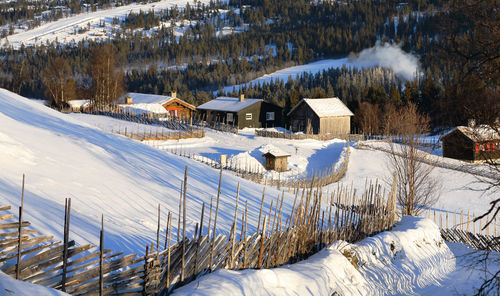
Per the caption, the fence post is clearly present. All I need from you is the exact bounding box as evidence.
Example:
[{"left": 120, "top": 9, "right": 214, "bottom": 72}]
[
  {"left": 62, "top": 198, "right": 71, "bottom": 292},
  {"left": 257, "top": 216, "right": 267, "bottom": 269},
  {"left": 99, "top": 215, "right": 104, "bottom": 296},
  {"left": 16, "top": 174, "right": 25, "bottom": 280}
]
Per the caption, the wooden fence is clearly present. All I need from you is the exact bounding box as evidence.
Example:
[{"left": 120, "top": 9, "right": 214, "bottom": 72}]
[
  {"left": 111, "top": 126, "right": 205, "bottom": 141},
  {"left": 426, "top": 207, "right": 499, "bottom": 252},
  {"left": 84, "top": 106, "right": 239, "bottom": 134},
  {"left": 150, "top": 143, "right": 351, "bottom": 189},
  {"left": 1, "top": 170, "right": 398, "bottom": 295},
  {"left": 255, "top": 129, "right": 364, "bottom": 142},
  {"left": 357, "top": 142, "right": 500, "bottom": 180}
]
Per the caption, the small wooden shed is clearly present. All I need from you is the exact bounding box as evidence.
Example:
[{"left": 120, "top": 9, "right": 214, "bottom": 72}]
[
  {"left": 441, "top": 124, "right": 500, "bottom": 161},
  {"left": 262, "top": 150, "right": 291, "bottom": 172}
]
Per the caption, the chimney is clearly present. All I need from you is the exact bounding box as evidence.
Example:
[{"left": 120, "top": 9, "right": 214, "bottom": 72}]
[
  {"left": 171, "top": 91, "right": 177, "bottom": 99},
  {"left": 239, "top": 94, "right": 245, "bottom": 102},
  {"left": 468, "top": 119, "right": 476, "bottom": 128}
]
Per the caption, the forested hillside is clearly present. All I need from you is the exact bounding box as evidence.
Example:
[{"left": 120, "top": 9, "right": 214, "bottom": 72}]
[{"left": 0, "top": 0, "right": 497, "bottom": 128}]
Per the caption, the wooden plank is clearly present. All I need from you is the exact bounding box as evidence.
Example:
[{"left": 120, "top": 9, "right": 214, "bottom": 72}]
[
  {"left": 20, "top": 243, "right": 95, "bottom": 280},
  {"left": 0, "top": 235, "right": 55, "bottom": 258},
  {"left": 3, "top": 240, "right": 68, "bottom": 273},
  {"left": 0, "top": 221, "right": 30, "bottom": 229},
  {"left": 0, "top": 230, "right": 38, "bottom": 238},
  {"left": 0, "top": 206, "right": 11, "bottom": 211},
  {"left": 0, "top": 214, "right": 14, "bottom": 220}
]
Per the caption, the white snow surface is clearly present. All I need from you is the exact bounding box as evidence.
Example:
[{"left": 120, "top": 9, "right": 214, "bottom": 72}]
[
  {"left": 197, "top": 97, "right": 261, "bottom": 112},
  {"left": 173, "top": 216, "right": 490, "bottom": 295},
  {"left": 0, "top": 88, "right": 298, "bottom": 254},
  {"left": 0, "top": 271, "right": 69, "bottom": 295},
  {"left": 119, "top": 92, "right": 177, "bottom": 105},
  {"left": 289, "top": 98, "right": 354, "bottom": 117},
  {"left": 1, "top": 0, "right": 215, "bottom": 48},
  {"left": 222, "top": 43, "right": 418, "bottom": 94}
]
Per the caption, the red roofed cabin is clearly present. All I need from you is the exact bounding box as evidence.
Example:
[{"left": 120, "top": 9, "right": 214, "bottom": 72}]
[
  {"left": 288, "top": 98, "right": 354, "bottom": 134},
  {"left": 119, "top": 92, "right": 196, "bottom": 119},
  {"left": 262, "top": 149, "right": 291, "bottom": 172},
  {"left": 441, "top": 124, "right": 500, "bottom": 162}
]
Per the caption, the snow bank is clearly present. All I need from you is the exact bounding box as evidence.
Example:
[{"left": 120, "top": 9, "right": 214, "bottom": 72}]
[
  {"left": 0, "top": 271, "right": 68, "bottom": 295},
  {"left": 173, "top": 216, "right": 454, "bottom": 296}
]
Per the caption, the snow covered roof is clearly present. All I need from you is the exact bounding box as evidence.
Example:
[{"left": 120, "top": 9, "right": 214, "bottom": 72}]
[
  {"left": 197, "top": 97, "right": 262, "bottom": 112},
  {"left": 287, "top": 98, "right": 354, "bottom": 117},
  {"left": 261, "top": 148, "right": 291, "bottom": 158},
  {"left": 120, "top": 92, "right": 174, "bottom": 105},
  {"left": 442, "top": 125, "right": 500, "bottom": 142},
  {"left": 68, "top": 100, "right": 90, "bottom": 108}
]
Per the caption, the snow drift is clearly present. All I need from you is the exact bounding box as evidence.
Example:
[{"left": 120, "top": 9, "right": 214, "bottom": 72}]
[{"left": 173, "top": 216, "right": 454, "bottom": 296}]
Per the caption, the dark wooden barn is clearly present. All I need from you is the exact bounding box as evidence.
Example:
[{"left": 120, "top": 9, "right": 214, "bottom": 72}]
[
  {"left": 287, "top": 98, "right": 353, "bottom": 134},
  {"left": 197, "top": 95, "right": 283, "bottom": 129},
  {"left": 119, "top": 92, "right": 196, "bottom": 119},
  {"left": 262, "top": 150, "right": 291, "bottom": 172},
  {"left": 441, "top": 125, "right": 500, "bottom": 161}
]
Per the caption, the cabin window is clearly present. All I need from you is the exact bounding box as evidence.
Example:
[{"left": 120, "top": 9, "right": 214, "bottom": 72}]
[
  {"left": 246, "top": 113, "right": 252, "bottom": 120},
  {"left": 266, "top": 112, "right": 275, "bottom": 121},
  {"left": 227, "top": 113, "right": 233, "bottom": 123}
]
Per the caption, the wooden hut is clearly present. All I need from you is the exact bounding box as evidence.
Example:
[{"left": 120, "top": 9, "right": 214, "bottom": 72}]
[
  {"left": 288, "top": 98, "right": 353, "bottom": 134},
  {"left": 262, "top": 149, "right": 291, "bottom": 172},
  {"left": 119, "top": 92, "right": 196, "bottom": 119},
  {"left": 197, "top": 94, "right": 283, "bottom": 129},
  {"left": 441, "top": 124, "right": 500, "bottom": 161}
]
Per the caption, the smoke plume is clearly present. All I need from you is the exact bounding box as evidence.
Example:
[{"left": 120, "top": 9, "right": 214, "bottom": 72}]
[{"left": 348, "top": 42, "right": 419, "bottom": 80}]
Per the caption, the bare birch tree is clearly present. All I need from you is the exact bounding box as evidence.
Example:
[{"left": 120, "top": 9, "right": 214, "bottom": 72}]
[
  {"left": 89, "top": 45, "right": 124, "bottom": 106},
  {"left": 42, "top": 57, "right": 76, "bottom": 108},
  {"left": 385, "top": 103, "right": 441, "bottom": 216}
]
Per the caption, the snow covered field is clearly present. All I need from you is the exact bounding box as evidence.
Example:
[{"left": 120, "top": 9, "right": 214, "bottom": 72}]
[
  {"left": 71, "top": 112, "right": 498, "bottom": 230},
  {"left": 173, "top": 216, "right": 499, "bottom": 295},
  {"left": 1, "top": 0, "right": 216, "bottom": 48},
  {"left": 0, "top": 87, "right": 496, "bottom": 255},
  {"left": 0, "top": 89, "right": 299, "bottom": 254},
  {"left": 222, "top": 43, "right": 419, "bottom": 93}
]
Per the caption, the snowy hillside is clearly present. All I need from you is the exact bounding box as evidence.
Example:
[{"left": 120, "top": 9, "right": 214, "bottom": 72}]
[
  {"left": 173, "top": 216, "right": 499, "bottom": 295},
  {"left": 1, "top": 0, "right": 215, "bottom": 48},
  {"left": 222, "top": 43, "right": 419, "bottom": 94},
  {"left": 0, "top": 88, "right": 297, "bottom": 254}
]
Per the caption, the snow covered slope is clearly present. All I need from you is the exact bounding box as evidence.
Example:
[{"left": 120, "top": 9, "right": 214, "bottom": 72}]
[
  {"left": 0, "top": 271, "right": 69, "bottom": 296},
  {"left": 0, "top": 88, "right": 296, "bottom": 254},
  {"left": 1, "top": 0, "right": 214, "bottom": 48},
  {"left": 173, "top": 216, "right": 494, "bottom": 296}
]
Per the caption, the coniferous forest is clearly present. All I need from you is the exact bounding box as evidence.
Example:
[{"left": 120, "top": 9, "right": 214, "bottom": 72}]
[{"left": 0, "top": 0, "right": 498, "bottom": 129}]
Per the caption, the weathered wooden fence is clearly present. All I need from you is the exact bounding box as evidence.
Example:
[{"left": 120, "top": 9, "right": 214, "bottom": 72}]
[
  {"left": 426, "top": 207, "right": 500, "bottom": 252},
  {"left": 255, "top": 129, "right": 364, "bottom": 142},
  {"left": 358, "top": 141, "right": 500, "bottom": 180},
  {"left": 150, "top": 143, "right": 350, "bottom": 189},
  {"left": 111, "top": 126, "right": 205, "bottom": 141},
  {"left": 84, "top": 106, "right": 238, "bottom": 134},
  {"left": 1, "top": 171, "right": 398, "bottom": 295}
]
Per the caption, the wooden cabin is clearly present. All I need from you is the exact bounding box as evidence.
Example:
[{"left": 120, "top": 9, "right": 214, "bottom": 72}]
[
  {"left": 288, "top": 98, "right": 353, "bottom": 134},
  {"left": 441, "top": 125, "right": 500, "bottom": 162},
  {"left": 262, "top": 150, "right": 291, "bottom": 172},
  {"left": 119, "top": 92, "right": 196, "bottom": 119},
  {"left": 197, "top": 94, "right": 283, "bottom": 129}
]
